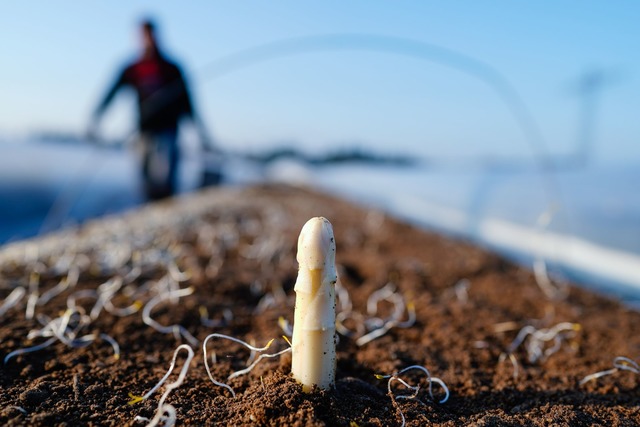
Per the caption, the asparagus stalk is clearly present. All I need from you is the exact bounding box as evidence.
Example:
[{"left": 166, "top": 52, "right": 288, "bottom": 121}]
[{"left": 291, "top": 217, "right": 337, "bottom": 392}]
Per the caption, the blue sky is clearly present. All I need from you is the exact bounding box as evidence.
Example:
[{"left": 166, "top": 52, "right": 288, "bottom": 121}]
[{"left": 1, "top": 1, "right": 638, "bottom": 164}]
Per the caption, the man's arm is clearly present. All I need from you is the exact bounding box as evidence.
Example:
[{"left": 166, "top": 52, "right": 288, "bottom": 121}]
[
  {"left": 87, "top": 67, "right": 129, "bottom": 142},
  {"left": 94, "top": 68, "right": 128, "bottom": 118}
]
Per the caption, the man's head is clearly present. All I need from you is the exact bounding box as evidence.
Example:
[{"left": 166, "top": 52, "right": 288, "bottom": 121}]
[{"left": 140, "top": 18, "right": 159, "bottom": 55}]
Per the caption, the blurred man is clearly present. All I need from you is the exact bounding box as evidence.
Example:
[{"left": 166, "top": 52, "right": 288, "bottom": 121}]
[{"left": 90, "top": 19, "right": 209, "bottom": 200}]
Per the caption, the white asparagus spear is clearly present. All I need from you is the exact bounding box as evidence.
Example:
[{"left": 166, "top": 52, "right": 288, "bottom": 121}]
[{"left": 291, "top": 217, "right": 337, "bottom": 392}]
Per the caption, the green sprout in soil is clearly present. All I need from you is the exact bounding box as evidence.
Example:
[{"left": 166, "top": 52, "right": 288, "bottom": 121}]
[
  {"left": 203, "top": 333, "right": 291, "bottom": 397},
  {"left": 0, "top": 286, "right": 26, "bottom": 317},
  {"left": 336, "top": 281, "right": 415, "bottom": 346},
  {"left": 357, "top": 283, "right": 416, "bottom": 346},
  {"left": 579, "top": 356, "right": 640, "bottom": 386},
  {"left": 4, "top": 307, "right": 120, "bottom": 363},
  {"left": 499, "top": 321, "right": 581, "bottom": 378},
  {"left": 375, "top": 365, "right": 450, "bottom": 427},
  {"left": 25, "top": 271, "right": 40, "bottom": 320},
  {"left": 141, "top": 286, "right": 199, "bottom": 347},
  {"left": 3, "top": 337, "right": 57, "bottom": 364},
  {"left": 37, "top": 266, "right": 79, "bottom": 306},
  {"left": 199, "top": 305, "right": 233, "bottom": 328},
  {"left": 167, "top": 260, "right": 192, "bottom": 283},
  {"left": 278, "top": 316, "right": 293, "bottom": 337},
  {"left": 89, "top": 277, "right": 143, "bottom": 319},
  {"left": 335, "top": 281, "right": 365, "bottom": 338},
  {"left": 130, "top": 344, "right": 194, "bottom": 427},
  {"left": 254, "top": 281, "right": 290, "bottom": 315}
]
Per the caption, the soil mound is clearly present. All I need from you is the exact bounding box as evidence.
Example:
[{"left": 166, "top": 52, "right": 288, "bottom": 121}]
[{"left": 1, "top": 185, "right": 639, "bottom": 426}]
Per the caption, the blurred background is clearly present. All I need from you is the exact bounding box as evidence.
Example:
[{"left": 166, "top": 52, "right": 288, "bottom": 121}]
[{"left": 0, "top": 2, "right": 638, "bottom": 299}]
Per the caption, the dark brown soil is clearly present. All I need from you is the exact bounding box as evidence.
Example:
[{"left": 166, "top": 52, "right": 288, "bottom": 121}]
[{"left": 1, "top": 184, "right": 639, "bottom": 426}]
